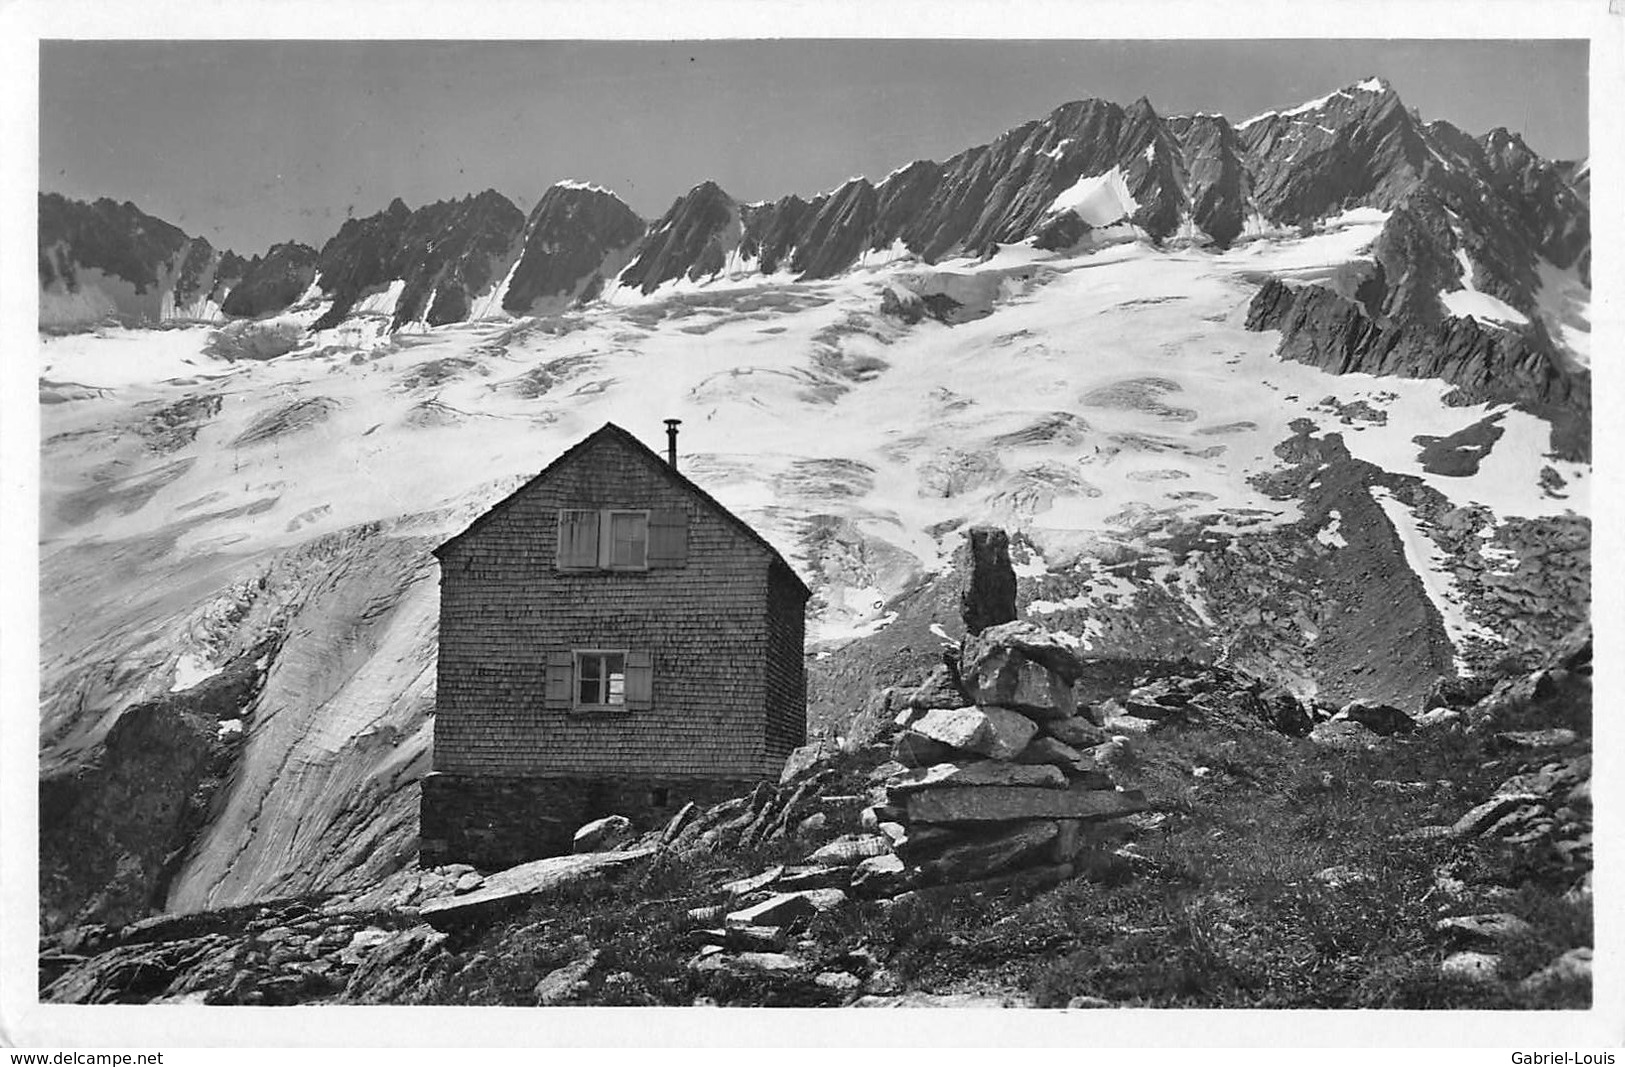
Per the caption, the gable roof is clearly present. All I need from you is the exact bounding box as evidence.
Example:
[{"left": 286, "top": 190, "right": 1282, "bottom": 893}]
[{"left": 433, "top": 422, "right": 811, "bottom": 599}]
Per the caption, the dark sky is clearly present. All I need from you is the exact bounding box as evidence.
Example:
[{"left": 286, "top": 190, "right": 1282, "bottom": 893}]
[{"left": 39, "top": 39, "right": 1590, "bottom": 256}]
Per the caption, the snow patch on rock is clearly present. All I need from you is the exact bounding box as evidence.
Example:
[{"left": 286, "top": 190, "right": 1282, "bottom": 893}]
[
  {"left": 1368, "top": 486, "right": 1500, "bottom": 672},
  {"left": 1047, "top": 167, "right": 1140, "bottom": 226}
]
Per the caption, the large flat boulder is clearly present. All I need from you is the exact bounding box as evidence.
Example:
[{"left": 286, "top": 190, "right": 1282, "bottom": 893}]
[
  {"left": 420, "top": 849, "right": 653, "bottom": 929},
  {"left": 906, "top": 785, "right": 1148, "bottom": 824},
  {"left": 908, "top": 706, "right": 1037, "bottom": 761},
  {"left": 725, "top": 889, "right": 847, "bottom": 929},
  {"left": 886, "top": 760, "right": 1066, "bottom": 792}
]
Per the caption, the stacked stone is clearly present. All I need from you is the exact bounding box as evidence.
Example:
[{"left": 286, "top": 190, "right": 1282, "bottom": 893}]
[{"left": 859, "top": 620, "right": 1147, "bottom": 895}]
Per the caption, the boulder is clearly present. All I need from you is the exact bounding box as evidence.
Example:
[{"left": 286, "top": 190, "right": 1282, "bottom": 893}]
[
  {"left": 866, "top": 760, "right": 909, "bottom": 783},
  {"left": 715, "top": 925, "right": 790, "bottom": 952},
  {"left": 1435, "top": 913, "right": 1534, "bottom": 944},
  {"left": 891, "top": 824, "right": 958, "bottom": 857},
  {"left": 1425, "top": 674, "right": 1497, "bottom": 710},
  {"left": 850, "top": 854, "right": 912, "bottom": 898},
  {"left": 908, "top": 706, "right": 1037, "bottom": 761},
  {"left": 1439, "top": 951, "right": 1500, "bottom": 984},
  {"left": 1015, "top": 736, "right": 1113, "bottom": 786},
  {"left": 1494, "top": 755, "right": 1589, "bottom": 802},
  {"left": 1043, "top": 717, "right": 1110, "bottom": 749},
  {"left": 961, "top": 621, "right": 1087, "bottom": 685},
  {"left": 859, "top": 802, "right": 908, "bottom": 829},
  {"left": 533, "top": 949, "right": 598, "bottom": 1006},
  {"left": 572, "top": 815, "right": 635, "bottom": 854},
  {"left": 659, "top": 801, "right": 699, "bottom": 846},
  {"left": 891, "top": 730, "right": 960, "bottom": 768},
  {"left": 918, "top": 820, "right": 1058, "bottom": 884},
  {"left": 719, "top": 865, "right": 783, "bottom": 896},
  {"left": 780, "top": 741, "right": 836, "bottom": 784},
  {"left": 815, "top": 971, "right": 863, "bottom": 993},
  {"left": 806, "top": 834, "right": 892, "bottom": 866},
  {"left": 420, "top": 849, "right": 653, "bottom": 929},
  {"left": 1337, "top": 701, "right": 1416, "bottom": 736},
  {"left": 1494, "top": 728, "right": 1579, "bottom": 749},
  {"left": 968, "top": 653, "right": 1077, "bottom": 721},
  {"left": 1308, "top": 720, "right": 1379, "bottom": 748},
  {"left": 886, "top": 760, "right": 1067, "bottom": 792},
  {"left": 340, "top": 925, "right": 452, "bottom": 1003},
  {"left": 1519, "top": 947, "right": 1592, "bottom": 993},
  {"left": 1451, "top": 795, "right": 1536, "bottom": 839},
  {"left": 775, "top": 865, "right": 853, "bottom": 892},
  {"left": 1258, "top": 685, "right": 1314, "bottom": 736},
  {"left": 904, "top": 663, "right": 969, "bottom": 710},
  {"left": 1066, "top": 995, "right": 1114, "bottom": 1009},
  {"left": 795, "top": 812, "right": 828, "bottom": 838},
  {"left": 691, "top": 951, "right": 811, "bottom": 976},
  {"left": 959, "top": 526, "right": 1018, "bottom": 634},
  {"left": 725, "top": 889, "right": 846, "bottom": 929},
  {"left": 906, "top": 784, "right": 1148, "bottom": 824}
]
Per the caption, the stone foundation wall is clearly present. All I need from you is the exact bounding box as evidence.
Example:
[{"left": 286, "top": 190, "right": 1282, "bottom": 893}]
[{"left": 420, "top": 772, "right": 764, "bottom": 868}]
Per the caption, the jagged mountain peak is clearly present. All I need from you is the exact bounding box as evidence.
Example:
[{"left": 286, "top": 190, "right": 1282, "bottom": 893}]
[
  {"left": 500, "top": 180, "right": 645, "bottom": 316},
  {"left": 548, "top": 178, "right": 621, "bottom": 198},
  {"left": 615, "top": 178, "right": 744, "bottom": 294},
  {"left": 1238, "top": 75, "right": 1401, "bottom": 127}
]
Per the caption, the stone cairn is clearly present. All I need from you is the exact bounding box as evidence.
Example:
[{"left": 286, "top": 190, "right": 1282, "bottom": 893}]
[
  {"left": 853, "top": 616, "right": 1147, "bottom": 898},
  {"left": 808, "top": 526, "right": 1146, "bottom": 900}
]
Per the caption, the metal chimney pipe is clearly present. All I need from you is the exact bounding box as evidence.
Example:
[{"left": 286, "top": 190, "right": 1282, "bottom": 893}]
[{"left": 664, "top": 418, "right": 682, "bottom": 469}]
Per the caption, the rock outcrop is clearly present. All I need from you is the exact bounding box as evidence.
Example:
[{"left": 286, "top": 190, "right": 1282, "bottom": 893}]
[
  {"left": 311, "top": 190, "right": 526, "bottom": 330},
  {"left": 1245, "top": 276, "right": 1585, "bottom": 417},
  {"left": 220, "top": 242, "right": 320, "bottom": 319},
  {"left": 501, "top": 182, "right": 646, "bottom": 315},
  {"left": 38, "top": 193, "right": 245, "bottom": 327},
  {"left": 616, "top": 181, "right": 742, "bottom": 294}
]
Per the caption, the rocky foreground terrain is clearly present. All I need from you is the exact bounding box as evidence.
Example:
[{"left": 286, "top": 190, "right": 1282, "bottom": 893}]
[{"left": 40, "top": 555, "right": 1591, "bottom": 1009}]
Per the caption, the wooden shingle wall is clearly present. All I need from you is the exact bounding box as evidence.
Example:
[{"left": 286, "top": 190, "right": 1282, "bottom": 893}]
[
  {"left": 433, "top": 434, "right": 785, "bottom": 779},
  {"left": 763, "top": 560, "right": 809, "bottom": 760}
]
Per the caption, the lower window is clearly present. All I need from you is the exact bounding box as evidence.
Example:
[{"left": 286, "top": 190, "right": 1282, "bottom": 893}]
[{"left": 576, "top": 651, "right": 627, "bottom": 709}]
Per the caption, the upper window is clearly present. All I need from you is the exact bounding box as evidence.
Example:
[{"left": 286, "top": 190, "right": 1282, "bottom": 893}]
[
  {"left": 607, "top": 511, "right": 648, "bottom": 569},
  {"left": 557, "top": 509, "right": 649, "bottom": 571}
]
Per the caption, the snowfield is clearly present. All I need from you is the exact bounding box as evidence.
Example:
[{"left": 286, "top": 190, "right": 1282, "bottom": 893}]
[{"left": 41, "top": 226, "right": 1587, "bottom": 640}]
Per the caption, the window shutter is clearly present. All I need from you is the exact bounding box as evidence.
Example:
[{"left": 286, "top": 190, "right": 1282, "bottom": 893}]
[
  {"left": 647, "top": 508, "right": 689, "bottom": 568},
  {"left": 625, "top": 650, "right": 653, "bottom": 710},
  {"left": 557, "top": 510, "right": 600, "bottom": 569},
  {"left": 544, "top": 650, "right": 574, "bottom": 709}
]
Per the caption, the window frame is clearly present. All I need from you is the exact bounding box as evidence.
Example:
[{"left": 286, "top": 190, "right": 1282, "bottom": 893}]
[
  {"left": 602, "top": 508, "right": 651, "bottom": 571},
  {"left": 555, "top": 508, "right": 651, "bottom": 572},
  {"left": 573, "top": 648, "right": 630, "bottom": 712}
]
